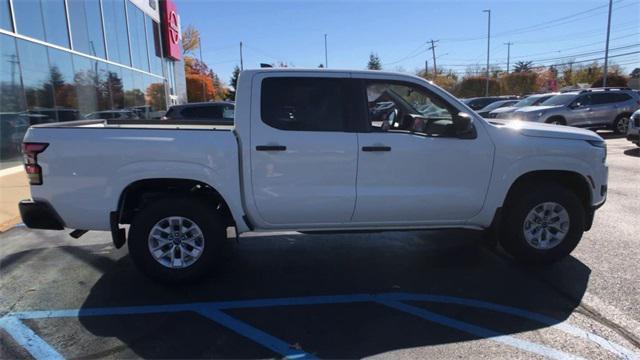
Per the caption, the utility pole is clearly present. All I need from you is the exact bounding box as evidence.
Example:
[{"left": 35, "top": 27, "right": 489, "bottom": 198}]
[
  {"left": 428, "top": 40, "right": 439, "bottom": 78},
  {"left": 425, "top": 60, "right": 429, "bottom": 77},
  {"left": 199, "top": 35, "right": 206, "bottom": 101},
  {"left": 324, "top": 34, "right": 328, "bottom": 68},
  {"left": 603, "top": 0, "right": 613, "bottom": 87},
  {"left": 504, "top": 41, "right": 513, "bottom": 74},
  {"left": 239, "top": 41, "right": 244, "bottom": 71},
  {"left": 483, "top": 9, "right": 491, "bottom": 96}
]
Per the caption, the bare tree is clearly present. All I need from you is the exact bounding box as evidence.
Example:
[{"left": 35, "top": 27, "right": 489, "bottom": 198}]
[{"left": 182, "top": 25, "right": 200, "bottom": 55}]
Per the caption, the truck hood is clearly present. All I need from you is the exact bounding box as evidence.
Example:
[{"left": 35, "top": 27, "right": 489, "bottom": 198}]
[
  {"left": 489, "top": 119, "right": 602, "bottom": 141},
  {"left": 515, "top": 105, "right": 563, "bottom": 113}
]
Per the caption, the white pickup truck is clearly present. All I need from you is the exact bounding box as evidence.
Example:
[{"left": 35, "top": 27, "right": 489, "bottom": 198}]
[{"left": 19, "top": 69, "right": 608, "bottom": 282}]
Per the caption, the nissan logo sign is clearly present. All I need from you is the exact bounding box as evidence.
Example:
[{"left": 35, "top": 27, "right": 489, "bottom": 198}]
[{"left": 168, "top": 11, "right": 180, "bottom": 45}]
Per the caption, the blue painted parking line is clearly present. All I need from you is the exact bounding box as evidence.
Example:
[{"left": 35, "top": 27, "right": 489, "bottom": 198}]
[
  {"left": 0, "top": 316, "right": 64, "bottom": 360},
  {"left": 198, "top": 308, "right": 316, "bottom": 359},
  {"left": 1, "top": 292, "right": 638, "bottom": 360},
  {"left": 377, "top": 299, "right": 583, "bottom": 360}
]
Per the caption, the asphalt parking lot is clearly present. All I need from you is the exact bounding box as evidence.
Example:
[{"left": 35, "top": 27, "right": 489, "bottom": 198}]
[{"left": 1, "top": 134, "right": 639, "bottom": 359}]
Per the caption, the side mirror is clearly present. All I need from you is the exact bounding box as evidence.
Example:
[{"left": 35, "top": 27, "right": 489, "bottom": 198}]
[
  {"left": 454, "top": 112, "right": 477, "bottom": 139},
  {"left": 570, "top": 102, "right": 582, "bottom": 109}
]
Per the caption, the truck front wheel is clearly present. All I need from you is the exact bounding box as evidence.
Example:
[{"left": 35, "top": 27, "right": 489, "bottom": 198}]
[
  {"left": 500, "top": 184, "right": 585, "bottom": 264},
  {"left": 128, "top": 197, "right": 225, "bottom": 283}
]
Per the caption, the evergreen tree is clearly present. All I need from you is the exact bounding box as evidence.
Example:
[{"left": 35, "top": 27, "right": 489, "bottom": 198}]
[
  {"left": 367, "top": 53, "right": 382, "bottom": 70},
  {"left": 228, "top": 65, "right": 240, "bottom": 101}
]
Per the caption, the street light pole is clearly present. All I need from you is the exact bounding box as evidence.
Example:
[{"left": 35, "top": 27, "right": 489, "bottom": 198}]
[
  {"left": 239, "top": 41, "right": 244, "bottom": 71},
  {"left": 483, "top": 9, "right": 491, "bottom": 96},
  {"left": 324, "top": 34, "right": 328, "bottom": 68},
  {"left": 603, "top": 0, "right": 613, "bottom": 87}
]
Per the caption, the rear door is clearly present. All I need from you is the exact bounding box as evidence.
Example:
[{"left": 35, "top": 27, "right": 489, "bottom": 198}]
[
  {"left": 249, "top": 73, "right": 358, "bottom": 227},
  {"left": 588, "top": 93, "right": 616, "bottom": 125}
]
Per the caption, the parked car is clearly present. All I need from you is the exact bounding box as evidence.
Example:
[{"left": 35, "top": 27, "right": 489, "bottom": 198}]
[
  {"left": 27, "top": 108, "right": 81, "bottom": 123},
  {"left": 491, "top": 93, "right": 558, "bottom": 119},
  {"left": 510, "top": 88, "right": 640, "bottom": 133},
  {"left": 0, "top": 113, "right": 29, "bottom": 157},
  {"left": 462, "top": 96, "right": 519, "bottom": 110},
  {"left": 84, "top": 110, "right": 140, "bottom": 120},
  {"left": 627, "top": 109, "right": 640, "bottom": 147},
  {"left": 130, "top": 105, "right": 165, "bottom": 120},
  {"left": 19, "top": 69, "right": 608, "bottom": 283},
  {"left": 163, "top": 102, "right": 235, "bottom": 124},
  {"left": 476, "top": 99, "right": 519, "bottom": 118}
]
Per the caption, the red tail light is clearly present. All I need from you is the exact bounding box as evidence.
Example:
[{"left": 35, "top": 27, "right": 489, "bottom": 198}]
[{"left": 22, "top": 142, "right": 48, "bottom": 185}]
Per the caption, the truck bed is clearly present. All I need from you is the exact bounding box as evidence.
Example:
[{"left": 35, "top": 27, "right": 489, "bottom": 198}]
[
  {"left": 24, "top": 121, "right": 242, "bottom": 231},
  {"left": 32, "top": 119, "right": 235, "bottom": 131}
]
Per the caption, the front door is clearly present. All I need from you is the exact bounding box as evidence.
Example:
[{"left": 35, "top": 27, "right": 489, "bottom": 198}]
[
  {"left": 352, "top": 78, "right": 494, "bottom": 225},
  {"left": 567, "top": 94, "right": 595, "bottom": 126},
  {"left": 249, "top": 73, "right": 358, "bottom": 227}
]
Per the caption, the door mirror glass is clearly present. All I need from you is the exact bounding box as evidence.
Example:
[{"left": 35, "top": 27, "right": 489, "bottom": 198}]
[{"left": 453, "top": 112, "right": 476, "bottom": 139}]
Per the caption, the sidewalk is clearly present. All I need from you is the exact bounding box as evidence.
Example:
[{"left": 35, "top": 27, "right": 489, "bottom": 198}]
[{"left": 0, "top": 166, "right": 29, "bottom": 232}]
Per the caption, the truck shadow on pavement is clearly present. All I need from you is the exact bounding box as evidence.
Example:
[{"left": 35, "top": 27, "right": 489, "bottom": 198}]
[{"left": 53, "top": 230, "right": 592, "bottom": 359}]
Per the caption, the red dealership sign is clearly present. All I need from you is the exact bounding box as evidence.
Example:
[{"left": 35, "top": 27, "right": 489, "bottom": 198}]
[{"left": 160, "top": 0, "right": 181, "bottom": 60}]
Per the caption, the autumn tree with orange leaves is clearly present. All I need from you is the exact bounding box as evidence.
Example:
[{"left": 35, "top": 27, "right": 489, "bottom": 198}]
[{"left": 182, "top": 25, "right": 227, "bottom": 102}]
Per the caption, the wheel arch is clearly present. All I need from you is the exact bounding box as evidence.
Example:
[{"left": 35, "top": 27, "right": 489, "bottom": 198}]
[
  {"left": 117, "top": 178, "right": 237, "bottom": 229},
  {"left": 503, "top": 170, "right": 592, "bottom": 219},
  {"left": 545, "top": 115, "right": 566, "bottom": 125}
]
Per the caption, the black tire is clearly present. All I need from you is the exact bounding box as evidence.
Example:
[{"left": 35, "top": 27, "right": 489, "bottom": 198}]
[
  {"left": 128, "top": 196, "right": 226, "bottom": 283},
  {"left": 500, "top": 183, "right": 585, "bottom": 264},
  {"left": 545, "top": 117, "right": 566, "bottom": 125},
  {"left": 612, "top": 114, "right": 630, "bottom": 134}
]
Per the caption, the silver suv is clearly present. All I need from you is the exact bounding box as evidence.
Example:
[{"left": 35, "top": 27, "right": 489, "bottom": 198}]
[{"left": 510, "top": 88, "right": 640, "bottom": 134}]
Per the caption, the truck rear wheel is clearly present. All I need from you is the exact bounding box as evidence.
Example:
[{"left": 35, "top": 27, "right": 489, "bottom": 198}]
[
  {"left": 128, "top": 197, "right": 225, "bottom": 283},
  {"left": 500, "top": 183, "right": 585, "bottom": 264}
]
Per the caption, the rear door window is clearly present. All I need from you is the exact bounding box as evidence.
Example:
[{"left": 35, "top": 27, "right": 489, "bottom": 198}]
[{"left": 261, "top": 77, "right": 349, "bottom": 132}]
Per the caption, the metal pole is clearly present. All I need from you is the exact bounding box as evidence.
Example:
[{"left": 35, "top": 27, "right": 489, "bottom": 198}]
[
  {"left": 603, "top": 0, "right": 613, "bottom": 87},
  {"left": 239, "top": 41, "right": 244, "bottom": 71},
  {"left": 199, "top": 35, "right": 206, "bottom": 101},
  {"left": 505, "top": 42, "right": 512, "bottom": 74},
  {"left": 483, "top": 9, "right": 491, "bottom": 96},
  {"left": 324, "top": 34, "right": 328, "bottom": 68},
  {"left": 425, "top": 60, "right": 428, "bottom": 76},
  {"left": 430, "top": 39, "right": 438, "bottom": 78}
]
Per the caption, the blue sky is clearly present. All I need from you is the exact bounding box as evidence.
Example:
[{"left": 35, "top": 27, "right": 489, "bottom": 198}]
[{"left": 175, "top": 0, "right": 640, "bottom": 85}]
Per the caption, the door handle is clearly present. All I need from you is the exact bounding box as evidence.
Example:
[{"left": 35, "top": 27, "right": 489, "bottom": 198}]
[
  {"left": 362, "top": 146, "right": 391, "bottom": 152},
  {"left": 256, "top": 145, "right": 287, "bottom": 151}
]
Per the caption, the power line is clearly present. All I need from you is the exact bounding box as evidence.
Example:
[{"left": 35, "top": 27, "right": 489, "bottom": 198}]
[
  {"left": 440, "top": 43, "right": 640, "bottom": 67},
  {"left": 509, "top": 32, "right": 639, "bottom": 60},
  {"left": 382, "top": 43, "right": 428, "bottom": 66},
  {"left": 441, "top": 0, "right": 631, "bottom": 42}
]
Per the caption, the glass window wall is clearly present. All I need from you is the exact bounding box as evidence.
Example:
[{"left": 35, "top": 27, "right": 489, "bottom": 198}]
[
  {"left": 127, "top": 2, "right": 149, "bottom": 72},
  {"left": 68, "top": 0, "right": 106, "bottom": 58},
  {"left": 13, "top": 0, "right": 70, "bottom": 47},
  {"left": 0, "top": 0, "right": 13, "bottom": 31},
  {"left": 102, "top": 0, "right": 131, "bottom": 66}
]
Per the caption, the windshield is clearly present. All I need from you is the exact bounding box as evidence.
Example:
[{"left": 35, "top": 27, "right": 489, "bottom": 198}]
[
  {"left": 515, "top": 96, "right": 544, "bottom": 107},
  {"left": 481, "top": 100, "right": 516, "bottom": 112},
  {"left": 540, "top": 94, "right": 576, "bottom": 106}
]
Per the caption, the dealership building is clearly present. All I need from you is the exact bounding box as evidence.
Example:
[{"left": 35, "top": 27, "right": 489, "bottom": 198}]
[{"left": 0, "top": 0, "right": 187, "bottom": 167}]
